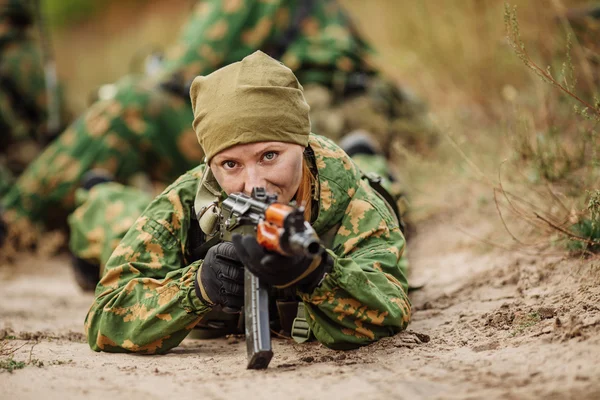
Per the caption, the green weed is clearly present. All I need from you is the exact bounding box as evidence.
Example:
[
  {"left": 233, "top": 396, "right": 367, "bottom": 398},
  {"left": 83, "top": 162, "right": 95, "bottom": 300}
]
[
  {"left": 510, "top": 312, "right": 541, "bottom": 336},
  {"left": 568, "top": 190, "right": 600, "bottom": 253},
  {"left": 0, "top": 357, "right": 26, "bottom": 373}
]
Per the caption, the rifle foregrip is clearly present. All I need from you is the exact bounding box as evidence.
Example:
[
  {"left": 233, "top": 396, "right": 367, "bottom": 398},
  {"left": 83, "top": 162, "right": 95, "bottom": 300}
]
[{"left": 256, "top": 220, "right": 282, "bottom": 253}]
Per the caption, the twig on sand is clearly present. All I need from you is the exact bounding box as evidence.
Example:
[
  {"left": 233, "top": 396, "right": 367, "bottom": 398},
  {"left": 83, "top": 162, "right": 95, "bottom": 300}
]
[
  {"left": 534, "top": 212, "right": 600, "bottom": 247},
  {"left": 1, "top": 341, "right": 30, "bottom": 356},
  {"left": 28, "top": 342, "right": 38, "bottom": 364},
  {"left": 270, "top": 329, "right": 292, "bottom": 341}
]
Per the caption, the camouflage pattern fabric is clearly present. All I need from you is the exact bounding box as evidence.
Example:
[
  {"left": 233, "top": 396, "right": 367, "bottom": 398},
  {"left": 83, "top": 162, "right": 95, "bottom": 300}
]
[
  {"left": 1, "top": 0, "right": 377, "bottom": 231},
  {"left": 69, "top": 148, "right": 404, "bottom": 270},
  {"left": 305, "top": 81, "right": 436, "bottom": 156},
  {"left": 84, "top": 134, "right": 410, "bottom": 353},
  {"left": 352, "top": 153, "right": 395, "bottom": 191},
  {"left": 158, "top": 0, "right": 376, "bottom": 87},
  {"left": 0, "top": 163, "right": 14, "bottom": 197},
  {"left": 0, "top": 0, "right": 47, "bottom": 195},
  {"left": 68, "top": 182, "right": 152, "bottom": 276},
  {"left": 1, "top": 76, "right": 201, "bottom": 227},
  {"left": 0, "top": 0, "right": 33, "bottom": 22}
]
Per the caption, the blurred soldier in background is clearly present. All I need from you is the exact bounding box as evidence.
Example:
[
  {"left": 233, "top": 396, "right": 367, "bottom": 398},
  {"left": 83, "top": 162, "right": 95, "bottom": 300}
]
[
  {"left": 0, "top": 0, "right": 430, "bottom": 266},
  {"left": 0, "top": 0, "right": 66, "bottom": 197}
]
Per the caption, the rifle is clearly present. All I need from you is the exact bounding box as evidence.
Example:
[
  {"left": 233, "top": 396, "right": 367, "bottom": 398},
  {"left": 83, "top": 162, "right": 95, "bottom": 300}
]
[{"left": 219, "top": 187, "right": 322, "bottom": 369}]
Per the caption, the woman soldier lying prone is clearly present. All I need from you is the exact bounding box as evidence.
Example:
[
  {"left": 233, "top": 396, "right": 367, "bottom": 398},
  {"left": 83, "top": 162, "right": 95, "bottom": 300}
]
[{"left": 84, "top": 51, "right": 411, "bottom": 353}]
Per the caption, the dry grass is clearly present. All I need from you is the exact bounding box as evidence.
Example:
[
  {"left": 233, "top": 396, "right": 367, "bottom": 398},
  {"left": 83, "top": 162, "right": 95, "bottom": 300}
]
[
  {"left": 52, "top": 0, "right": 191, "bottom": 112},
  {"left": 342, "top": 1, "right": 583, "bottom": 110},
  {"left": 341, "top": 0, "right": 600, "bottom": 252}
]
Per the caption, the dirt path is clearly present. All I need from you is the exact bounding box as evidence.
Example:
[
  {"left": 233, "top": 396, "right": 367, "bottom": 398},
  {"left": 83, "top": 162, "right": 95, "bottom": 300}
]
[{"left": 1, "top": 214, "right": 599, "bottom": 399}]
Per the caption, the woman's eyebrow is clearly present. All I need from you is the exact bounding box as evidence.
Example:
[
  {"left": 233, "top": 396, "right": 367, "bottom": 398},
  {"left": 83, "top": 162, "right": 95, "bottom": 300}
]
[
  {"left": 213, "top": 154, "right": 240, "bottom": 164},
  {"left": 252, "top": 145, "right": 284, "bottom": 158}
]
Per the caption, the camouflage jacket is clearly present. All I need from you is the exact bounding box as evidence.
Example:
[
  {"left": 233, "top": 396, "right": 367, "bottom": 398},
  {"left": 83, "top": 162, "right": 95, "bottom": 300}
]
[
  {"left": 85, "top": 134, "right": 410, "bottom": 353},
  {"left": 160, "top": 0, "right": 375, "bottom": 87},
  {"left": 0, "top": 7, "right": 47, "bottom": 144}
]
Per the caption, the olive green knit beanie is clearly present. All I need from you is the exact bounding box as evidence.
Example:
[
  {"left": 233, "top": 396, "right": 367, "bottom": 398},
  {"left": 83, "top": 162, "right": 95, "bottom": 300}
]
[{"left": 190, "top": 51, "right": 311, "bottom": 162}]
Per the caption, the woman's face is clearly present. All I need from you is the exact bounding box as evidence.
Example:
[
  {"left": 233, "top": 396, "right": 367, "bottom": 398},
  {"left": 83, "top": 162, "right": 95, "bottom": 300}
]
[{"left": 210, "top": 141, "right": 305, "bottom": 204}]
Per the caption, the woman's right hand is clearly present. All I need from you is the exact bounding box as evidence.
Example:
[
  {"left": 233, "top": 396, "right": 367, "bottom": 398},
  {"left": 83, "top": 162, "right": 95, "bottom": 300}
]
[{"left": 196, "top": 242, "right": 244, "bottom": 313}]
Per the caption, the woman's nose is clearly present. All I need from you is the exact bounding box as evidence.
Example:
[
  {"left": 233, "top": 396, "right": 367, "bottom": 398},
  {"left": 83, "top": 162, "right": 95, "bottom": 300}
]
[{"left": 243, "top": 168, "right": 267, "bottom": 195}]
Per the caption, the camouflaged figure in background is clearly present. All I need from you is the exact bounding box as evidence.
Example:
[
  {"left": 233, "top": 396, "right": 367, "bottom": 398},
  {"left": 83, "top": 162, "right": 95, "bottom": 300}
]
[
  {"left": 84, "top": 134, "right": 411, "bottom": 353},
  {"left": 0, "top": 0, "right": 66, "bottom": 197},
  {"left": 1, "top": 0, "right": 428, "bottom": 250}
]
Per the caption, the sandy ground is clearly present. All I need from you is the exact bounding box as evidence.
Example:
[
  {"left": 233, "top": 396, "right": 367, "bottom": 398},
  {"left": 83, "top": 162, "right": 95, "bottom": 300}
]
[{"left": 1, "top": 213, "right": 600, "bottom": 400}]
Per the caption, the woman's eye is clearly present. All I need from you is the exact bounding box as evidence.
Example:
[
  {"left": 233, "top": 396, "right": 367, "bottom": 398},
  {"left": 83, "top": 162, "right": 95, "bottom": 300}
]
[
  {"left": 222, "top": 161, "right": 237, "bottom": 169},
  {"left": 262, "top": 151, "right": 278, "bottom": 161}
]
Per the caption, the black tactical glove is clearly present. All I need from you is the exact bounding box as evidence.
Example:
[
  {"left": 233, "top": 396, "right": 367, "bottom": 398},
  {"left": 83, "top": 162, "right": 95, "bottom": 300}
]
[
  {"left": 195, "top": 242, "right": 244, "bottom": 313},
  {"left": 232, "top": 234, "right": 330, "bottom": 291}
]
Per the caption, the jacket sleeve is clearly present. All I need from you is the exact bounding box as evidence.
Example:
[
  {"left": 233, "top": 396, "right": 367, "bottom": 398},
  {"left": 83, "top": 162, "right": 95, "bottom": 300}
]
[
  {"left": 84, "top": 176, "right": 210, "bottom": 354},
  {"left": 300, "top": 179, "right": 411, "bottom": 349}
]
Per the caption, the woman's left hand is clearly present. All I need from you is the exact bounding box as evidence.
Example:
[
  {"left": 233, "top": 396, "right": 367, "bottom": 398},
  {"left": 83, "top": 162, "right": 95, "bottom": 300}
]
[{"left": 231, "top": 234, "right": 329, "bottom": 290}]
